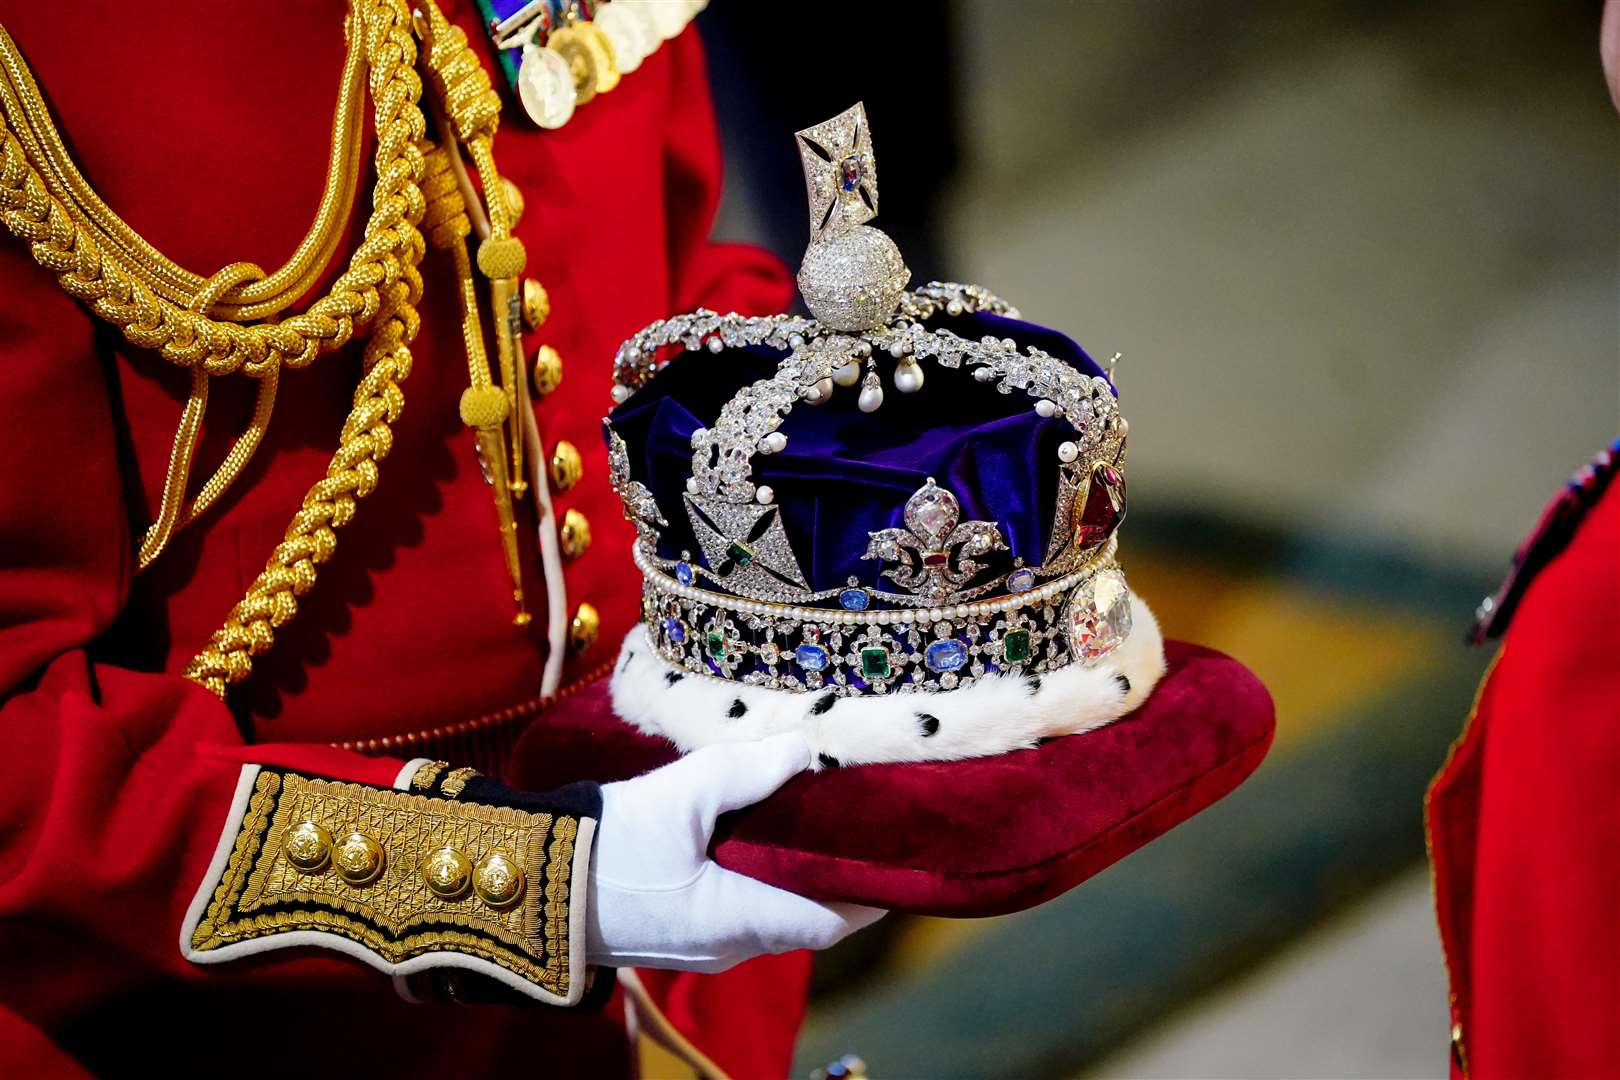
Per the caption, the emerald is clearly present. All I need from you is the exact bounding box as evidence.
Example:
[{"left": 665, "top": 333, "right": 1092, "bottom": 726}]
[
  {"left": 1002, "top": 628, "right": 1032, "bottom": 664},
  {"left": 706, "top": 631, "right": 726, "bottom": 658},
  {"left": 859, "top": 646, "right": 891, "bottom": 680},
  {"left": 725, "top": 540, "right": 755, "bottom": 568}
]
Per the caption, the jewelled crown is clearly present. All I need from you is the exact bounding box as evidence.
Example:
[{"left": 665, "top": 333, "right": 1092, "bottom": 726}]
[{"left": 603, "top": 104, "right": 1134, "bottom": 698}]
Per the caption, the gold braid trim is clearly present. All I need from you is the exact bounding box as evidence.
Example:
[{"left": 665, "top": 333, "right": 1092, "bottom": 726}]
[
  {"left": 191, "top": 770, "right": 581, "bottom": 999},
  {"left": 0, "top": 0, "right": 529, "bottom": 696}
]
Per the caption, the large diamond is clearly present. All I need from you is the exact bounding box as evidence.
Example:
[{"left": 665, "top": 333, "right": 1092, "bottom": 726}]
[
  {"left": 1066, "top": 567, "right": 1133, "bottom": 661},
  {"left": 903, "top": 480, "right": 959, "bottom": 548},
  {"left": 1076, "top": 462, "right": 1126, "bottom": 550}
]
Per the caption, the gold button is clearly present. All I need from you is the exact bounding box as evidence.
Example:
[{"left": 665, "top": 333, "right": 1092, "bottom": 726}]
[
  {"left": 284, "top": 820, "right": 332, "bottom": 873},
  {"left": 532, "top": 344, "right": 564, "bottom": 398},
  {"left": 332, "top": 831, "right": 386, "bottom": 887},
  {"left": 522, "top": 278, "right": 550, "bottom": 330},
  {"left": 501, "top": 178, "right": 525, "bottom": 227},
  {"left": 472, "top": 852, "right": 526, "bottom": 909},
  {"left": 569, "top": 602, "right": 600, "bottom": 653},
  {"left": 421, "top": 847, "right": 473, "bottom": 899},
  {"left": 550, "top": 440, "right": 583, "bottom": 491},
  {"left": 560, "top": 508, "right": 592, "bottom": 560}
]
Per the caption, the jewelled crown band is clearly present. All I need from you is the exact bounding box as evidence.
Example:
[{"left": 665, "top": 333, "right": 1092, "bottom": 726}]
[{"left": 602, "top": 104, "right": 1138, "bottom": 701}]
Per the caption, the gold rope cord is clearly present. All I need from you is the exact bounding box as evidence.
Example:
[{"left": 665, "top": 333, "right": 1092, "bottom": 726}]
[{"left": 0, "top": 0, "right": 522, "bottom": 697}]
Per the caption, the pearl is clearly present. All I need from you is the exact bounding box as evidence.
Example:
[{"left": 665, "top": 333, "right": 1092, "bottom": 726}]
[
  {"left": 973, "top": 367, "right": 994, "bottom": 382},
  {"left": 856, "top": 341, "right": 873, "bottom": 357},
  {"left": 755, "top": 485, "right": 774, "bottom": 505},
  {"left": 1035, "top": 399, "right": 1057, "bottom": 417},
  {"left": 685, "top": 477, "right": 699, "bottom": 494},
  {"left": 858, "top": 383, "right": 884, "bottom": 412},
  {"left": 832, "top": 361, "right": 863, "bottom": 387},
  {"left": 888, "top": 341, "right": 908, "bottom": 359},
  {"left": 706, "top": 336, "right": 724, "bottom": 354},
  {"left": 610, "top": 384, "right": 632, "bottom": 403},
  {"left": 1058, "top": 441, "right": 1079, "bottom": 463},
  {"left": 928, "top": 607, "right": 944, "bottom": 622},
  {"left": 893, "top": 362, "right": 925, "bottom": 394},
  {"left": 788, "top": 333, "right": 805, "bottom": 348},
  {"left": 691, "top": 427, "right": 707, "bottom": 446},
  {"left": 1117, "top": 417, "right": 1130, "bottom": 436},
  {"left": 946, "top": 300, "right": 964, "bottom": 316},
  {"left": 760, "top": 432, "right": 787, "bottom": 453},
  {"left": 813, "top": 377, "right": 834, "bottom": 402}
]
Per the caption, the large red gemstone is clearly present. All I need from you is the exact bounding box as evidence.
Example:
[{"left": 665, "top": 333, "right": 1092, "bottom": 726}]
[{"left": 1075, "top": 462, "right": 1126, "bottom": 549}]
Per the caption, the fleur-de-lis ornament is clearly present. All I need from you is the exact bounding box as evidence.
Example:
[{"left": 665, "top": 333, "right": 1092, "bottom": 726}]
[{"left": 863, "top": 479, "right": 1008, "bottom": 599}]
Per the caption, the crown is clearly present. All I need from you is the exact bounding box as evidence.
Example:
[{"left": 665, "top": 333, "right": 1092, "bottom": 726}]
[{"left": 602, "top": 105, "right": 1162, "bottom": 764}]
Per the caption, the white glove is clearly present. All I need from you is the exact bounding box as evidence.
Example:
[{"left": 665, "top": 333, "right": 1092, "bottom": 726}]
[{"left": 586, "top": 732, "right": 886, "bottom": 972}]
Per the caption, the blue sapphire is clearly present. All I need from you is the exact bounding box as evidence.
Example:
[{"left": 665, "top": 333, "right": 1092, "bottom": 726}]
[
  {"left": 1008, "top": 568, "right": 1036, "bottom": 593},
  {"left": 838, "top": 588, "right": 870, "bottom": 611},
  {"left": 925, "top": 639, "right": 968, "bottom": 673},
  {"left": 675, "top": 561, "right": 694, "bottom": 585},
  {"left": 795, "top": 644, "right": 830, "bottom": 672},
  {"left": 662, "top": 617, "right": 685, "bottom": 644}
]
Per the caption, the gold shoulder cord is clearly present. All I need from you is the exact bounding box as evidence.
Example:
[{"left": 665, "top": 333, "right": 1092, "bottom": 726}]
[{"left": 0, "top": 0, "right": 534, "bottom": 697}]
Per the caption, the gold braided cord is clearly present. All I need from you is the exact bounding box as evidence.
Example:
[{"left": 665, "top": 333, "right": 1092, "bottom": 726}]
[
  {"left": 0, "top": 0, "right": 530, "bottom": 696},
  {"left": 183, "top": 0, "right": 432, "bottom": 696},
  {"left": 0, "top": 18, "right": 367, "bottom": 322}
]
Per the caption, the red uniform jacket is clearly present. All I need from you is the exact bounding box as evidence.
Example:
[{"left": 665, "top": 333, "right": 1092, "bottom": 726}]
[
  {"left": 1428, "top": 454, "right": 1619, "bottom": 1078},
  {"left": 0, "top": 3, "right": 807, "bottom": 1075}
]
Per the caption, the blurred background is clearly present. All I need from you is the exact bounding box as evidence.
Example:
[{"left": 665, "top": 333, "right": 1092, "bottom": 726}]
[{"left": 691, "top": 2, "right": 1617, "bottom": 1077}]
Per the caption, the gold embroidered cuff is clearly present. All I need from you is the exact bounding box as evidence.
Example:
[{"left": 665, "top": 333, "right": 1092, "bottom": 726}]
[{"left": 182, "top": 766, "right": 595, "bottom": 1007}]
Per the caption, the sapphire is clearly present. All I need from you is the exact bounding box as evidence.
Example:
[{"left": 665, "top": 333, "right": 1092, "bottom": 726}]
[
  {"left": 675, "top": 561, "right": 694, "bottom": 585},
  {"left": 924, "top": 639, "right": 967, "bottom": 672},
  {"left": 662, "top": 617, "right": 685, "bottom": 644},
  {"left": 1008, "top": 568, "right": 1036, "bottom": 593},
  {"left": 795, "top": 643, "right": 829, "bottom": 672},
  {"left": 839, "top": 588, "right": 870, "bottom": 611}
]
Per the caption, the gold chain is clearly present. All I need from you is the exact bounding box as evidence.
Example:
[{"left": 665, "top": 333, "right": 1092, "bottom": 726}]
[{"left": 0, "top": 0, "right": 526, "bottom": 697}]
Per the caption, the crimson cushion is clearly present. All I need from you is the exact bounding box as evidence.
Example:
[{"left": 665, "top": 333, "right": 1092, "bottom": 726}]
[{"left": 507, "top": 641, "right": 1273, "bottom": 916}]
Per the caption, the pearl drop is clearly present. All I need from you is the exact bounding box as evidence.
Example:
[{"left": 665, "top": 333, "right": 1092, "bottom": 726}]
[
  {"left": 858, "top": 383, "right": 884, "bottom": 412},
  {"left": 706, "top": 336, "right": 724, "bottom": 353},
  {"left": 1035, "top": 399, "right": 1057, "bottom": 417},
  {"left": 1058, "top": 441, "right": 1079, "bottom": 463},
  {"left": 760, "top": 432, "right": 787, "bottom": 453},
  {"left": 832, "top": 361, "right": 862, "bottom": 387},
  {"left": 813, "top": 377, "right": 834, "bottom": 402},
  {"left": 611, "top": 385, "right": 632, "bottom": 403},
  {"left": 755, "top": 485, "right": 774, "bottom": 505},
  {"left": 893, "top": 363, "right": 925, "bottom": 394}
]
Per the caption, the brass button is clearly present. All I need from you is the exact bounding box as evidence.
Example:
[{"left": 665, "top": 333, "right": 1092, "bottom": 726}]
[
  {"left": 332, "top": 831, "right": 386, "bottom": 887},
  {"left": 569, "top": 602, "right": 600, "bottom": 653},
  {"left": 284, "top": 820, "right": 332, "bottom": 873},
  {"left": 522, "top": 278, "right": 550, "bottom": 330},
  {"left": 560, "top": 508, "right": 592, "bottom": 560},
  {"left": 501, "top": 178, "right": 526, "bottom": 227},
  {"left": 421, "top": 846, "right": 473, "bottom": 899},
  {"left": 549, "top": 440, "right": 582, "bottom": 491},
  {"left": 472, "top": 852, "right": 526, "bottom": 909},
  {"left": 532, "top": 344, "right": 564, "bottom": 398}
]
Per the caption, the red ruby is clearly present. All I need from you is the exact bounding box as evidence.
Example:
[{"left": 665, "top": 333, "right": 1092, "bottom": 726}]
[
  {"left": 1075, "top": 463, "right": 1126, "bottom": 548},
  {"left": 922, "top": 551, "right": 950, "bottom": 570}
]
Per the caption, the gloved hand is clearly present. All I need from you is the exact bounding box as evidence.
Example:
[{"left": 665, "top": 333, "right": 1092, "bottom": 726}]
[{"left": 586, "top": 732, "right": 886, "bottom": 972}]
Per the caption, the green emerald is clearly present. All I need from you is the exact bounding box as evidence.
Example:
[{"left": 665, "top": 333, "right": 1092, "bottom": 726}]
[
  {"left": 1002, "top": 628, "right": 1032, "bottom": 664},
  {"left": 860, "top": 646, "right": 891, "bottom": 679},
  {"left": 706, "top": 631, "right": 726, "bottom": 658},
  {"left": 726, "top": 540, "right": 755, "bottom": 568}
]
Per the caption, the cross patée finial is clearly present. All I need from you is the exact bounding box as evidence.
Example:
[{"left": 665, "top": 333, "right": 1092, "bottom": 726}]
[{"left": 796, "top": 102, "right": 879, "bottom": 237}]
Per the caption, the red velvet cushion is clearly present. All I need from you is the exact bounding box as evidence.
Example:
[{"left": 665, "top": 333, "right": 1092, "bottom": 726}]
[{"left": 507, "top": 641, "right": 1274, "bottom": 916}]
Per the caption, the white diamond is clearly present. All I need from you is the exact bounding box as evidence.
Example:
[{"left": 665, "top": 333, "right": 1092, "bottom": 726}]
[
  {"left": 1066, "top": 567, "right": 1133, "bottom": 662},
  {"left": 903, "top": 482, "right": 959, "bottom": 547}
]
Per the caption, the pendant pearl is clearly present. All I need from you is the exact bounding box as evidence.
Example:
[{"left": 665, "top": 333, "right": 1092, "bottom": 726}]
[
  {"left": 811, "top": 377, "right": 834, "bottom": 403},
  {"left": 760, "top": 432, "right": 787, "bottom": 454},
  {"left": 858, "top": 383, "right": 885, "bottom": 412},
  {"left": 832, "top": 361, "right": 863, "bottom": 387},
  {"left": 1035, "top": 399, "right": 1057, "bottom": 417},
  {"left": 893, "top": 362, "right": 924, "bottom": 394}
]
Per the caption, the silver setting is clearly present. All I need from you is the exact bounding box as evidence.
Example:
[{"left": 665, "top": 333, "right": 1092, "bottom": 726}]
[{"left": 863, "top": 479, "right": 1009, "bottom": 600}]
